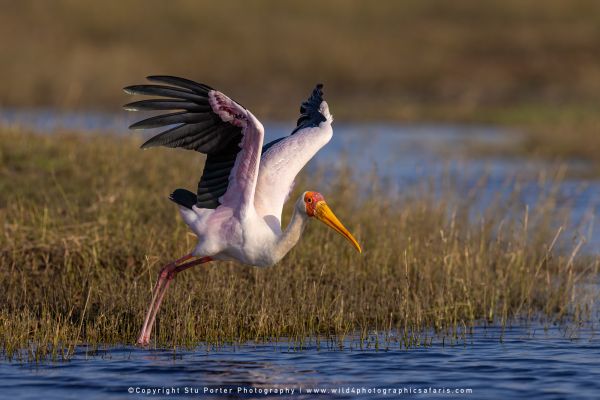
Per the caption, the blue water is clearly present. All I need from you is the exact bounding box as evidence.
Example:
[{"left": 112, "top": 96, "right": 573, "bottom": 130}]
[
  {"left": 1, "top": 326, "right": 599, "bottom": 400},
  {"left": 3, "top": 108, "right": 597, "bottom": 250},
  {"left": 1, "top": 110, "right": 599, "bottom": 399}
]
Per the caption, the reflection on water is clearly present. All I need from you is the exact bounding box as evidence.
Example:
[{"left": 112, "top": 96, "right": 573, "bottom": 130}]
[{"left": 1, "top": 326, "right": 599, "bottom": 400}]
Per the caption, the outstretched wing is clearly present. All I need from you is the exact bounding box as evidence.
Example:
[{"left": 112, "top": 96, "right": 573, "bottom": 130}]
[
  {"left": 124, "top": 76, "right": 264, "bottom": 214},
  {"left": 254, "top": 84, "right": 333, "bottom": 226}
]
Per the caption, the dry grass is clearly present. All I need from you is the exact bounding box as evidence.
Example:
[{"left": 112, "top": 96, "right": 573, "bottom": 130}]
[
  {"left": 1, "top": 0, "right": 600, "bottom": 166},
  {"left": 0, "top": 128, "right": 597, "bottom": 361},
  {"left": 0, "top": 0, "right": 599, "bottom": 118}
]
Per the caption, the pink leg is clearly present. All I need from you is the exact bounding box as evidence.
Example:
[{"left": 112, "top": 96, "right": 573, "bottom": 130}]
[
  {"left": 138, "top": 254, "right": 192, "bottom": 345},
  {"left": 137, "top": 255, "right": 212, "bottom": 346}
]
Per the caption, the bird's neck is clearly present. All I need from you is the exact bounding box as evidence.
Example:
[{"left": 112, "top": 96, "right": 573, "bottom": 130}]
[{"left": 273, "top": 207, "right": 309, "bottom": 261}]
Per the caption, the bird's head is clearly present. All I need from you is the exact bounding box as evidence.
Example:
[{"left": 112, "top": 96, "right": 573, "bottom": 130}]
[{"left": 299, "top": 191, "right": 362, "bottom": 253}]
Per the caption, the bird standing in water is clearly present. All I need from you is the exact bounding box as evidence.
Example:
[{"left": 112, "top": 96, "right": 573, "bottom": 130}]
[{"left": 124, "top": 76, "right": 361, "bottom": 345}]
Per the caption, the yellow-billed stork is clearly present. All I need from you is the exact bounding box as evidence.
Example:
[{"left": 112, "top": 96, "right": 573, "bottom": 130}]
[{"left": 124, "top": 76, "right": 361, "bottom": 345}]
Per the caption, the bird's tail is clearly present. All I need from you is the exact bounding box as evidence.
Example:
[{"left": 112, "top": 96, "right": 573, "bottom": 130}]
[{"left": 169, "top": 188, "right": 197, "bottom": 209}]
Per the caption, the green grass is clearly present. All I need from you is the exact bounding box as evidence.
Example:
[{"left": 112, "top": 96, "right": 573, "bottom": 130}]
[{"left": 0, "top": 128, "right": 597, "bottom": 361}]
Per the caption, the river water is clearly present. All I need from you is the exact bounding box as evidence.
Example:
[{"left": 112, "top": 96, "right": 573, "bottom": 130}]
[
  {"left": 1, "top": 326, "right": 599, "bottom": 400},
  {"left": 1, "top": 109, "right": 599, "bottom": 399}
]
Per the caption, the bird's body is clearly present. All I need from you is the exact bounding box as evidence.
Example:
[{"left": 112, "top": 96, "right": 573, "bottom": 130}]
[
  {"left": 180, "top": 121, "right": 334, "bottom": 267},
  {"left": 181, "top": 194, "right": 301, "bottom": 266},
  {"left": 124, "top": 76, "right": 359, "bottom": 345}
]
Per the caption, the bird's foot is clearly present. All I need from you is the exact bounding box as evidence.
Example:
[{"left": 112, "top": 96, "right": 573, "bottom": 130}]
[{"left": 137, "top": 335, "right": 150, "bottom": 347}]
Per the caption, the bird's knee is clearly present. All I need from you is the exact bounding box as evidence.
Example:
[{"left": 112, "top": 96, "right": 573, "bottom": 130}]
[{"left": 159, "top": 263, "right": 177, "bottom": 281}]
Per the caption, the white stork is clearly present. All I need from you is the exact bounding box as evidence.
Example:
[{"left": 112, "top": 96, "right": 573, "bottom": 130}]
[{"left": 124, "top": 76, "right": 361, "bottom": 345}]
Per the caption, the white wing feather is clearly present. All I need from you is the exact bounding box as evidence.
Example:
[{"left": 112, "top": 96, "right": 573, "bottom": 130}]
[{"left": 254, "top": 107, "right": 332, "bottom": 225}]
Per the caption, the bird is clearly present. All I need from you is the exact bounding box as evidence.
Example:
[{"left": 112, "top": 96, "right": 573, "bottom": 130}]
[{"left": 124, "top": 76, "right": 361, "bottom": 345}]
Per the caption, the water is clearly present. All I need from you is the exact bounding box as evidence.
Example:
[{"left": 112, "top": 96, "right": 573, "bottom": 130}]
[
  {"left": 1, "top": 326, "right": 599, "bottom": 399},
  {"left": 3, "top": 109, "right": 599, "bottom": 250},
  {"left": 1, "top": 110, "right": 599, "bottom": 399}
]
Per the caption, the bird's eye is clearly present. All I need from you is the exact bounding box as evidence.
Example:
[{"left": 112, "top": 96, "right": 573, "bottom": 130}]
[{"left": 307, "top": 198, "right": 312, "bottom": 203}]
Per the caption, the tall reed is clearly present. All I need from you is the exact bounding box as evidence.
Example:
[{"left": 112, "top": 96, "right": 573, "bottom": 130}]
[{"left": 0, "top": 128, "right": 597, "bottom": 361}]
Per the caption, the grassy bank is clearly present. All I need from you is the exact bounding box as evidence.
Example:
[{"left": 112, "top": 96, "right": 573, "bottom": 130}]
[
  {"left": 2, "top": 0, "right": 600, "bottom": 167},
  {"left": 0, "top": 128, "right": 597, "bottom": 361}
]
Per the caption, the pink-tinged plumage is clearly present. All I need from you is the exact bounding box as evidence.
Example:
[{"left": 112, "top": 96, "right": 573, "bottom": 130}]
[
  {"left": 124, "top": 77, "right": 359, "bottom": 346},
  {"left": 207, "top": 90, "right": 264, "bottom": 217}
]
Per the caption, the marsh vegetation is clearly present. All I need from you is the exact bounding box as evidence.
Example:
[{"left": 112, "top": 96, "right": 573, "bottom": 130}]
[
  {"left": 0, "top": 128, "right": 597, "bottom": 361},
  {"left": 1, "top": 1, "right": 600, "bottom": 170}
]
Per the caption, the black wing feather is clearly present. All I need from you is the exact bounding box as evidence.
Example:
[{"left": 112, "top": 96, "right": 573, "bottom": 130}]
[
  {"left": 124, "top": 99, "right": 210, "bottom": 112},
  {"left": 129, "top": 111, "right": 213, "bottom": 130},
  {"left": 123, "top": 85, "right": 208, "bottom": 103},
  {"left": 147, "top": 75, "right": 214, "bottom": 93},
  {"left": 262, "top": 84, "right": 327, "bottom": 155},
  {"left": 293, "top": 83, "right": 326, "bottom": 133},
  {"left": 196, "top": 151, "right": 237, "bottom": 209},
  {"left": 124, "top": 76, "right": 244, "bottom": 209}
]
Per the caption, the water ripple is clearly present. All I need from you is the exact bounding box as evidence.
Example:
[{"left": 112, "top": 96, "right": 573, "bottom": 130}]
[{"left": 5, "top": 326, "right": 597, "bottom": 399}]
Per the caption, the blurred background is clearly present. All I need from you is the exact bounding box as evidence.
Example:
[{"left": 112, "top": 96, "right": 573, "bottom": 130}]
[
  {"left": 2, "top": 2, "right": 600, "bottom": 395},
  {"left": 0, "top": 0, "right": 598, "bottom": 124}
]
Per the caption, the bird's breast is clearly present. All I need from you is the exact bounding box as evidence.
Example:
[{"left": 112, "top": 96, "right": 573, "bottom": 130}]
[
  {"left": 220, "top": 213, "right": 280, "bottom": 267},
  {"left": 184, "top": 207, "right": 282, "bottom": 267}
]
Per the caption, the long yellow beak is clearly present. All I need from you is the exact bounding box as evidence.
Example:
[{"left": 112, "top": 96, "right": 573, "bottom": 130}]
[{"left": 314, "top": 201, "right": 362, "bottom": 253}]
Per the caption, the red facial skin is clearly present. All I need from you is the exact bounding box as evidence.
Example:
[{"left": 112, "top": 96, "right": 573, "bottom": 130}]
[{"left": 304, "top": 191, "right": 325, "bottom": 217}]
